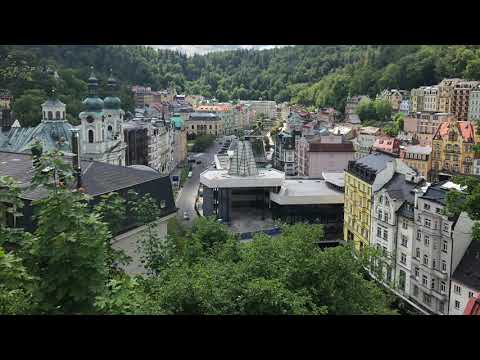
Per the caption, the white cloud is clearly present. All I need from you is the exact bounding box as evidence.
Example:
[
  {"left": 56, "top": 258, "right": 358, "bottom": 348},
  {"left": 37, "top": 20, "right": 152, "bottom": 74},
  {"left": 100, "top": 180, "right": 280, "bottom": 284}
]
[{"left": 148, "top": 45, "right": 287, "bottom": 56}]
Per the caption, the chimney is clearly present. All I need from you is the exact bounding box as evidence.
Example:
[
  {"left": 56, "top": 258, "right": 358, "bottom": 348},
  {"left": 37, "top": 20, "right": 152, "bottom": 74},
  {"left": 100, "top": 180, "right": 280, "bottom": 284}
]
[{"left": 70, "top": 129, "right": 82, "bottom": 189}]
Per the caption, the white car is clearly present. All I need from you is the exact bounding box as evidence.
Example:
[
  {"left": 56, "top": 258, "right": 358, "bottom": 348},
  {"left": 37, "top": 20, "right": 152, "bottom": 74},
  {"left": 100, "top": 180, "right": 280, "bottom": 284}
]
[{"left": 183, "top": 211, "right": 190, "bottom": 220}]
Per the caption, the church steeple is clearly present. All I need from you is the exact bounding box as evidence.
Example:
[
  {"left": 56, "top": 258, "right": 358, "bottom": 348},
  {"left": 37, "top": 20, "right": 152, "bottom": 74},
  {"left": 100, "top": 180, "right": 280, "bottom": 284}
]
[
  {"left": 104, "top": 68, "right": 122, "bottom": 110},
  {"left": 87, "top": 66, "right": 99, "bottom": 97}
]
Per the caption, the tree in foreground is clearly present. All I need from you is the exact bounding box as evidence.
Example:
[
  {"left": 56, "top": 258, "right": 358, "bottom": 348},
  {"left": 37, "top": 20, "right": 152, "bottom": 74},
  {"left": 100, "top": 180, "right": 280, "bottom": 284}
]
[{"left": 100, "top": 218, "right": 396, "bottom": 315}]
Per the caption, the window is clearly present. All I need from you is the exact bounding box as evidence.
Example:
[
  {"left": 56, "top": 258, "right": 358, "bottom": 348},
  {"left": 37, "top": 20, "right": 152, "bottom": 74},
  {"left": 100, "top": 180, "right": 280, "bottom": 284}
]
[
  {"left": 399, "top": 270, "right": 406, "bottom": 290},
  {"left": 384, "top": 213, "right": 389, "bottom": 222},
  {"left": 88, "top": 129, "right": 94, "bottom": 143},
  {"left": 417, "top": 230, "right": 421, "bottom": 241},
  {"left": 431, "top": 278, "right": 435, "bottom": 290},
  {"left": 382, "top": 246, "right": 387, "bottom": 256},
  {"left": 424, "top": 235, "right": 430, "bottom": 246},
  {"left": 442, "top": 240, "right": 448, "bottom": 252},
  {"left": 402, "top": 219, "right": 408, "bottom": 230},
  {"left": 441, "top": 260, "right": 447, "bottom": 272},
  {"left": 416, "top": 248, "right": 420, "bottom": 258},
  {"left": 424, "top": 218, "right": 431, "bottom": 228},
  {"left": 441, "top": 281, "right": 446, "bottom": 293},
  {"left": 191, "top": 125, "right": 194, "bottom": 129},
  {"left": 422, "top": 275, "right": 428, "bottom": 286},
  {"left": 377, "top": 227, "right": 382, "bottom": 238},
  {"left": 454, "top": 284, "right": 461, "bottom": 295},
  {"left": 424, "top": 203, "right": 431, "bottom": 210},
  {"left": 469, "top": 291, "right": 474, "bottom": 298},
  {"left": 436, "top": 208, "right": 441, "bottom": 214},
  {"left": 55, "top": 111, "right": 61, "bottom": 120},
  {"left": 401, "top": 235, "right": 408, "bottom": 247},
  {"left": 48, "top": 111, "right": 53, "bottom": 120},
  {"left": 383, "top": 229, "right": 388, "bottom": 240},
  {"left": 455, "top": 300, "right": 460, "bottom": 310},
  {"left": 423, "top": 293, "right": 431, "bottom": 305},
  {"left": 433, "top": 259, "right": 437, "bottom": 269},
  {"left": 400, "top": 253, "right": 407, "bottom": 264},
  {"left": 379, "top": 195, "right": 383, "bottom": 204},
  {"left": 423, "top": 254, "right": 429, "bottom": 266},
  {"left": 439, "top": 302, "right": 445, "bottom": 314},
  {"left": 378, "top": 209, "right": 383, "bottom": 219},
  {"left": 415, "top": 267, "right": 420, "bottom": 278},
  {"left": 385, "top": 198, "right": 390, "bottom": 206}
]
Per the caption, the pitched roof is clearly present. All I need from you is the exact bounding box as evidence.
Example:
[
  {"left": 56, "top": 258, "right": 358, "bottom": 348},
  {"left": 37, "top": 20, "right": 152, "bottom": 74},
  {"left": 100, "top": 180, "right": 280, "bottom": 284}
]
[
  {"left": 353, "top": 152, "right": 396, "bottom": 174},
  {"left": 383, "top": 173, "right": 419, "bottom": 203},
  {"left": 0, "top": 151, "right": 176, "bottom": 215},
  {"left": 452, "top": 240, "right": 480, "bottom": 291},
  {"left": 433, "top": 119, "right": 476, "bottom": 143}
]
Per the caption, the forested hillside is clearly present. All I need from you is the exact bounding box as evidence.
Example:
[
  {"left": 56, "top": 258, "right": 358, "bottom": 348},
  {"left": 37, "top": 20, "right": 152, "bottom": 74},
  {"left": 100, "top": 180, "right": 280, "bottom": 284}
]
[{"left": 3, "top": 45, "right": 480, "bottom": 126}]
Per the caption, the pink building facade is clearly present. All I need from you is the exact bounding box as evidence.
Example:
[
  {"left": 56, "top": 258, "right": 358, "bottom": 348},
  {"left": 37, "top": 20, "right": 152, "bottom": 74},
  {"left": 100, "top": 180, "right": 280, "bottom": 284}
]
[{"left": 297, "top": 135, "right": 355, "bottom": 177}]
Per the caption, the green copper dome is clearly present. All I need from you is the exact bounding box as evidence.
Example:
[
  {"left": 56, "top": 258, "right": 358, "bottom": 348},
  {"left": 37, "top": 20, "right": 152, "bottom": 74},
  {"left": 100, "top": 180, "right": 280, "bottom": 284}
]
[
  {"left": 83, "top": 96, "right": 104, "bottom": 111},
  {"left": 104, "top": 96, "right": 121, "bottom": 110}
]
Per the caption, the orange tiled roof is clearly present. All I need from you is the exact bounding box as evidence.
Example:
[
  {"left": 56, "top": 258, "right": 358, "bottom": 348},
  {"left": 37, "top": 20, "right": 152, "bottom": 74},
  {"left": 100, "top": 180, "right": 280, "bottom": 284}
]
[{"left": 433, "top": 119, "right": 476, "bottom": 142}]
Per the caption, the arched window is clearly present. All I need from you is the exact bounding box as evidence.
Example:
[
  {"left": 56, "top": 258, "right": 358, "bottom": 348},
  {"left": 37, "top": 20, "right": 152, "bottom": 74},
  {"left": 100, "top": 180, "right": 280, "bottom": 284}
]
[
  {"left": 88, "top": 129, "right": 94, "bottom": 143},
  {"left": 55, "top": 111, "right": 61, "bottom": 120},
  {"left": 107, "top": 125, "right": 113, "bottom": 140},
  {"left": 48, "top": 111, "right": 53, "bottom": 120}
]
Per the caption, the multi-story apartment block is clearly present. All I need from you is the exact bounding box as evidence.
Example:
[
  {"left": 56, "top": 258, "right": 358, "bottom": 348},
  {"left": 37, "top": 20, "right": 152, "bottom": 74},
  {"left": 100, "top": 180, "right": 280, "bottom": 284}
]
[
  {"left": 410, "top": 88, "right": 425, "bottom": 113},
  {"left": 431, "top": 117, "right": 478, "bottom": 177},
  {"left": 186, "top": 112, "right": 224, "bottom": 137},
  {"left": 451, "top": 81, "right": 480, "bottom": 121},
  {"left": 273, "top": 131, "right": 297, "bottom": 176},
  {"left": 449, "top": 240, "right": 480, "bottom": 315},
  {"left": 423, "top": 86, "right": 439, "bottom": 112},
  {"left": 297, "top": 135, "right": 354, "bottom": 177},
  {"left": 124, "top": 118, "right": 172, "bottom": 175},
  {"left": 372, "top": 173, "right": 423, "bottom": 288},
  {"left": 468, "top": 86, "right": 480, "bottom": 121},
  {"left": 437, "top": 79, "right": 463, "bottom": 113},
  {"left": 403, "top": 112, "right": 451, "bottom": 146},
  {"left": 344, "top": 153, "right": 416, "bottom": 251},
  {"left": 411, "top": 186, "right": 475, "bottom": 314},
  {"left": 239, "top": 100, "right": 277, "bottom": 119},
  {"left": 400, "top": 145, "right": 432, "bottom": 179}
]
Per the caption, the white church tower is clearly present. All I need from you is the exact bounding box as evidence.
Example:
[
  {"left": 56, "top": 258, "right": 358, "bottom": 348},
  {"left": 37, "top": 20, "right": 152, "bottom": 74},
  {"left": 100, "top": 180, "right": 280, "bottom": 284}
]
[{"left": 79, "top": 67, "right": 126, "bottom": 165}]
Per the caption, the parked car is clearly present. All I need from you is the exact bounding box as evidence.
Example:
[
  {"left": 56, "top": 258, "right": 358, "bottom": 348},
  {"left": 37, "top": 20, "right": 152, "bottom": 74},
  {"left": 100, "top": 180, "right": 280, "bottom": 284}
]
[
  {"left": 188, "top": 171, "right": 193, "bottom": 178},
  {"left": 196, "top": 160, "right": 202, "bottom": 164}
]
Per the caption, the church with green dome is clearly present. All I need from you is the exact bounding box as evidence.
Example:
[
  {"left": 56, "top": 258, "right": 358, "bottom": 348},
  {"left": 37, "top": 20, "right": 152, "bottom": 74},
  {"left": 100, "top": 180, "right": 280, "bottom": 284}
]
[{"left": 78, "top": 68, "right": 127, "bottom": 166}]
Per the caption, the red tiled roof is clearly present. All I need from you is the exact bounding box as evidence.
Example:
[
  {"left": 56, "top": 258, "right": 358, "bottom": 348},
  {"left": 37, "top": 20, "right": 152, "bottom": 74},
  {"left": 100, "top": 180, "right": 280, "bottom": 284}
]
[
  {"left": 464, "top": 295, "right": 480, "bottom": 315},
  {"left": 433, "top": 120, "right": 475, "bottom": 142}
]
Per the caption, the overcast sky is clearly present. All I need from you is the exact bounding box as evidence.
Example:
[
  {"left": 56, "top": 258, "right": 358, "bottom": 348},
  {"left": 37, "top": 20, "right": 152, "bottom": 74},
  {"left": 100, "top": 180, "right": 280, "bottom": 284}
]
[{"left": 149, "top": 45, "right": 287, "bottom": 56}]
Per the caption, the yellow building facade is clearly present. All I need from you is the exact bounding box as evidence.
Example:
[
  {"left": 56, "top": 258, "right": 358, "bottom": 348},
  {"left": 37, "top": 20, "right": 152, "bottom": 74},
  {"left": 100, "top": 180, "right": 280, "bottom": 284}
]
[
  {"left": 344, "top": 171, "right": 372, "bottom": 252},
  {"left": 431, "top": 117, "right": 477, "bottom": 176}
]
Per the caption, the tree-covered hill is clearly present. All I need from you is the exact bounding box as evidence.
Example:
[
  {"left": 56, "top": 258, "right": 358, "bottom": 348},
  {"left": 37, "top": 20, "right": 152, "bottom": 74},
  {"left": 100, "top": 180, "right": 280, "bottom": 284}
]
[{"left": 3, "top": 45, "right": 480, "bottom": 126}]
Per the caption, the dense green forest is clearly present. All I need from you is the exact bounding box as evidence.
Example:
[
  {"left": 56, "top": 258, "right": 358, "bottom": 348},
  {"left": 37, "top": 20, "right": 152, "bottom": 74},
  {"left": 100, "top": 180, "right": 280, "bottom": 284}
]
[{"left": 3, "top": 45, "right": 480, "bottom": 126}]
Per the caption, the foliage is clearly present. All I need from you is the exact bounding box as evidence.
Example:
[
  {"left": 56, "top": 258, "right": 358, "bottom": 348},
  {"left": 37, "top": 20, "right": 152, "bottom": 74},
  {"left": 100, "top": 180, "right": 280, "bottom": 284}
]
[
  {"left": 356, "top": 98, "right": 393, "bottom": 123},
  {"left": 0, "top": 247, "right": 36, "bottom": 314},
  {"left": 5, "top": 45, "right": 480, "bottom": 119},
  {"left": 129, "top": 219, "right": 396, "bottom": 315},
  {"left": 191, "top": 135, "right": 215, "bottom": 152}
]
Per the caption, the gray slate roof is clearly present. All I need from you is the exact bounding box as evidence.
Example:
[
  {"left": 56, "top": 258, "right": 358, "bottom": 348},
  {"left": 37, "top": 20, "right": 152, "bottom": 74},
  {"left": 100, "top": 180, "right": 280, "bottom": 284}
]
[
  {"left": 41, "top": 99, "right": 65, "bottom": 107},
  {"left": 384, "top": 173, "right": 418, "bottom": 203},
  {"left": 452, "top": 240, "right": 480, "bottom": 291},
  {"left": 0, "top": 151, "right": 175, "bottom": 211},
  {"left": 354, "top": 152, "right": 396, "bottom": 174}
]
